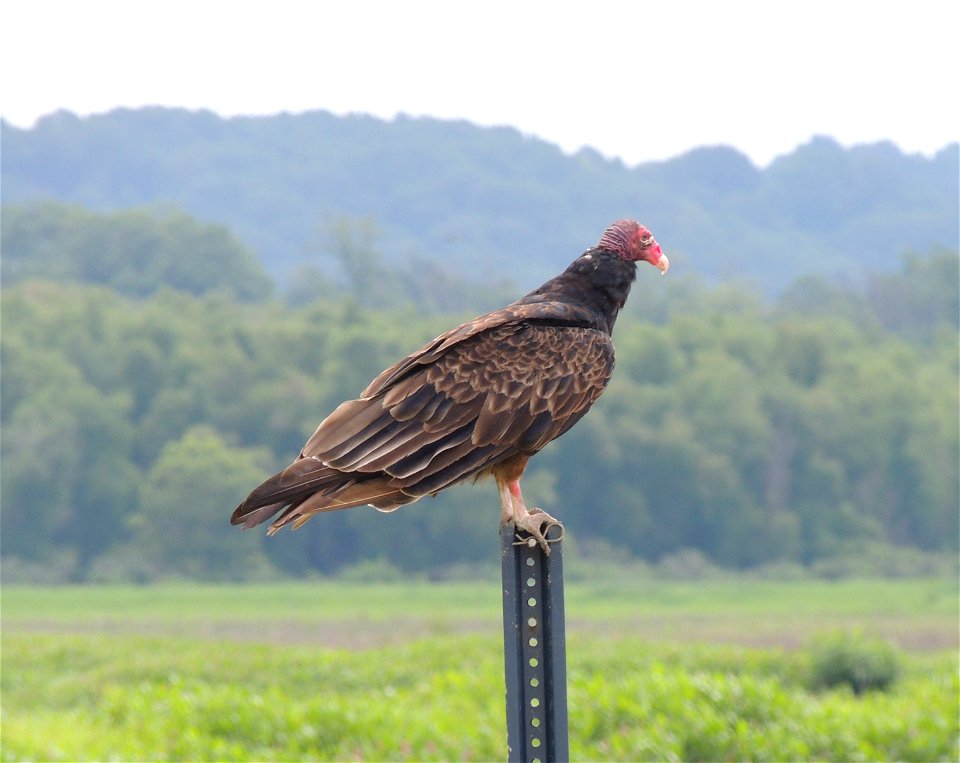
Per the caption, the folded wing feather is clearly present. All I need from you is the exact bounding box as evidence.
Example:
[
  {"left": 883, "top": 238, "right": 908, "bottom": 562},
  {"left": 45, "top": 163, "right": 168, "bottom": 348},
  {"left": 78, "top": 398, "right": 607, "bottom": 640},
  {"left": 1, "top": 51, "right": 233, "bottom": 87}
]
[{"left": 231, "top": 314, "right": 614, "bottom": 533}]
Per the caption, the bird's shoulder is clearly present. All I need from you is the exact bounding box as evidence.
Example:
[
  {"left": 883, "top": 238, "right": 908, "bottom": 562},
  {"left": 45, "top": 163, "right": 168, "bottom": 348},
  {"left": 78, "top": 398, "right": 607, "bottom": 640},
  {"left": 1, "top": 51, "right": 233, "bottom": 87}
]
[
  {"left": 361, "top": 297, "right": 602, "bottom": 398},
  {"left": 428, "top": 322, "right": 614, "bottom": 396}
]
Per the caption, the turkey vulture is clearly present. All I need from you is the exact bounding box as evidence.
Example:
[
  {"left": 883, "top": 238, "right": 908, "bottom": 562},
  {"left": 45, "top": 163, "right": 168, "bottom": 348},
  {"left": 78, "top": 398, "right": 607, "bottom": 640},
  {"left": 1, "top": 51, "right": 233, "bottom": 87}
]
[{"left": 232, "top": 219, "right": 668, "bottom": 552}]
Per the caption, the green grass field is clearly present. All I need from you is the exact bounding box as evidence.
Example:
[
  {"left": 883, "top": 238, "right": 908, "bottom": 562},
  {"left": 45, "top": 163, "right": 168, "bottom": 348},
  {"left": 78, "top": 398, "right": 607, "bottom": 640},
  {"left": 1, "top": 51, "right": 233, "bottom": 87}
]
[{"left": 2, "top": 579, "right": 958, "bottom": 761}]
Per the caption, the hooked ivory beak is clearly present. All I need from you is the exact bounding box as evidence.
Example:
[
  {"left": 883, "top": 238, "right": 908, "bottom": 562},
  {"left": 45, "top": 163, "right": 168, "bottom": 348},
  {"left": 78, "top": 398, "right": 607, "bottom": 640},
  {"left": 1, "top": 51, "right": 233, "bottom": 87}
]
[{"left": 655, "top": 252, "right": 670, "bottom": 275}]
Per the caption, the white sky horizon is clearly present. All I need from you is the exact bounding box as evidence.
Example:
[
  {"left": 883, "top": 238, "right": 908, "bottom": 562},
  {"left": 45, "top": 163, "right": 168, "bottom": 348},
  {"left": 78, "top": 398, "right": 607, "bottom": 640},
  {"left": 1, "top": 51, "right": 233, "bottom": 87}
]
[{"left": 2, "top": 0, "right": 958, "bottom": 168}]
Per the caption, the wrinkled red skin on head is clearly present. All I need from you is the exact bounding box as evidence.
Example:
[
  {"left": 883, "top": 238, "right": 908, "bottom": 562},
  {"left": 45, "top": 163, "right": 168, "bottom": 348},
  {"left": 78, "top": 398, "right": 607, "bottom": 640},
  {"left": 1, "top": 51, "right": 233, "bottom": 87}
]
[{"left": 598, "top": 219, "right": 665, "bottom": 268}]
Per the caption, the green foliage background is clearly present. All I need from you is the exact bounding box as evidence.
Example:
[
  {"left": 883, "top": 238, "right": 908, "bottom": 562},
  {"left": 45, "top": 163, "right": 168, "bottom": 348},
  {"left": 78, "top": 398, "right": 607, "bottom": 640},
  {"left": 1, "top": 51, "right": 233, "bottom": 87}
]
[
  {"left": 1, "top": 201, "right": 957, "bottom": 581},
  {"left": 1, "top": 111, "right": 958, "bottom": 582},
  {"left": 3, "top": 109, "right": 957, "bottom": 763}
]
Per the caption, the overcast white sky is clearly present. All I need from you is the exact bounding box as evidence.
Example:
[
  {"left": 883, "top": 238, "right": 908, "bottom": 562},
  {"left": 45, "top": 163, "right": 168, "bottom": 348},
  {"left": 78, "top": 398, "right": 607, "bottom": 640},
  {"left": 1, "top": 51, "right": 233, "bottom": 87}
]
[{"left": 2, "top": 0, "right": 957, "bottom": 166}]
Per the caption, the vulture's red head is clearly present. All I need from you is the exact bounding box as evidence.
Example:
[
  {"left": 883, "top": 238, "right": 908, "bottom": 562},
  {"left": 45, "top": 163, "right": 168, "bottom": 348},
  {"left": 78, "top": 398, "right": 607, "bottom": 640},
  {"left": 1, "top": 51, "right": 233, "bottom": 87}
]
[{"left": 598, "top": 219, "right": 669, "bottom": 274}]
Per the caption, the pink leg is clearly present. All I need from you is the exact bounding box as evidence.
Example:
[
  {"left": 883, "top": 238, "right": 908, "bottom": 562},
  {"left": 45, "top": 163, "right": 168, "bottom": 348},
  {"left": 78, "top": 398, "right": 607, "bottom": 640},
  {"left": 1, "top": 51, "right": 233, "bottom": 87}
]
[{"left": 499, "top": 478, "right": 563, "bottom": 554}]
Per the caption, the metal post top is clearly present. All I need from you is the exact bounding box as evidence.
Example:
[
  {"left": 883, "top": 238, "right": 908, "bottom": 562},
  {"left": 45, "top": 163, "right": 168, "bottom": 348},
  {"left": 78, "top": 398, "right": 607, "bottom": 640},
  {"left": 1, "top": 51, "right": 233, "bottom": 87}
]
[{"left": 500, "top": 521, "right": 568, "bottom": 763}]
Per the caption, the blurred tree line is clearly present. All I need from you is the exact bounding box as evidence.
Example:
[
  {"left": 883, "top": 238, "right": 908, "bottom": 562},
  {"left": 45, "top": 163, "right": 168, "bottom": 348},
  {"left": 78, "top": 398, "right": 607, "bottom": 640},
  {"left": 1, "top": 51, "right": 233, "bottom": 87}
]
[
  {"left": 1, "top": 203, "right": 957, "bottom": 582},
  {"left": 3, "top": 108, "right": 957, "bottom": 293}
]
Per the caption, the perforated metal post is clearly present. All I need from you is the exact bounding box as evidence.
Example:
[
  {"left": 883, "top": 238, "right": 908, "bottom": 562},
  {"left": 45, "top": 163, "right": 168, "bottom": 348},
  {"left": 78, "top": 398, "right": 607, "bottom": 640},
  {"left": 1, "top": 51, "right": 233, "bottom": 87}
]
[{"left": 501, "top": 522, "right": 568, "bottom": 763}]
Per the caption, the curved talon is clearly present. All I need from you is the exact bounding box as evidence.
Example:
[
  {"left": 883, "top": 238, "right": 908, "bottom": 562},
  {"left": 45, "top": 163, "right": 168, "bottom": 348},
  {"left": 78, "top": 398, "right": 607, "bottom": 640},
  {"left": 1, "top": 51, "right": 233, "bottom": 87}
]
[
  {"left": 511, "top": 511, "right": 564, "bottom": 555},
  {"left": 513, "top": 526, "right": 565, "bottom": 545},
  {"left": 512, "top": 530, "right": 564, "bottom": 548}
]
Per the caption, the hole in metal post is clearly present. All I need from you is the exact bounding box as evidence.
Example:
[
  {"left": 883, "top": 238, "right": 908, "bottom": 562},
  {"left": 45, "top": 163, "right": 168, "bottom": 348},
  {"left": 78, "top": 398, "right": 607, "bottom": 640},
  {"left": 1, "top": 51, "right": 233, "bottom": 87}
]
[
  {"left": 527, "top": 617, "right": 537, "bottom": 627},
  {"left": 531, "top": 717, "right": 541, "bottom": 728},
  {"left": 529, "top": 657, "right": 538, "bottom": 667},
  {"left": 530, "top": 678, "right": 539, "bottom": 687},
  {"left": 532, "top": 738, "right": 541, "bottom": 748},
  {"left": 531, "top": 697, "right": 540, "bottom": 707},
  {"left": 526, "top": 558, "right": 534, "bottom": 566},
  {"left": 526, "top": 577, "right": 536, "bottom": 586},
  {"left": 527, "top": 597, "right": 536, "bottom": 607},
  {"left": 529, "top": 637, "right": 538, "bottom": 647}
]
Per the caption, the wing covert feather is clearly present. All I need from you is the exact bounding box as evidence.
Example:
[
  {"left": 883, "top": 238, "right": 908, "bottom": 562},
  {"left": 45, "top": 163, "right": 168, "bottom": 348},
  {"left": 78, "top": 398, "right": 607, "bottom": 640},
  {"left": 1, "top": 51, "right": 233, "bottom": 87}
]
[{"left": 361, "top": 299, "right": 598, "bottom": 398}]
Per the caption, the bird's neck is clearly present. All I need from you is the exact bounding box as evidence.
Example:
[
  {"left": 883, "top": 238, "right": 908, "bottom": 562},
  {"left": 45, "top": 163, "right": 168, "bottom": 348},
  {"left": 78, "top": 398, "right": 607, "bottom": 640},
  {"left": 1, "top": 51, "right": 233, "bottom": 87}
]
[{"left": 527, "top": 248, "right": 637, "bottom": 334}]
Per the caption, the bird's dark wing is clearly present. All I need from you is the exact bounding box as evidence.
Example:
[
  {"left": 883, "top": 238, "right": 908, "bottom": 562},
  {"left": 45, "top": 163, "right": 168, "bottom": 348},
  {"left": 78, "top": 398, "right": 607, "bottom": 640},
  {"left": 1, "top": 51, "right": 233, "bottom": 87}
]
[
  {"left": 232, "top": 305, "right": 613, "bottom": 533},
  {"left": 360, "top": 298, "right": 598, "bottom": 397}
]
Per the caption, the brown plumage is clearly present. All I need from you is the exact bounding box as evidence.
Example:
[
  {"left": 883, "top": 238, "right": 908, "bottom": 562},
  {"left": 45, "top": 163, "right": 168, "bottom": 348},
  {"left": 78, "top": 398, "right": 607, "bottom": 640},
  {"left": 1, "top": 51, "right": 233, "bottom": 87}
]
[{"left": 232, "top": 219, "right": 668, "bottom": 551}]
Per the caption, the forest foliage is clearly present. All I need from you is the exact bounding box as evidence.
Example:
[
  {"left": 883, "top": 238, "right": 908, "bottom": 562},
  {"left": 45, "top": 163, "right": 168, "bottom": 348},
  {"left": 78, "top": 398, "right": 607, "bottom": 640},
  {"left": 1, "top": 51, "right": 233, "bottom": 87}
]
[{"left": 1, "top": 202, "right": 957, "bottom": 582}]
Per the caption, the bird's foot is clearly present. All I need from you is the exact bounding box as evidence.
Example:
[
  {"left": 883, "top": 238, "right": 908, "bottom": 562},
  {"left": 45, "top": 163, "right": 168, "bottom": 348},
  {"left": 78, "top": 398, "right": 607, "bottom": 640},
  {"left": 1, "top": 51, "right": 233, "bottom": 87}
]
[{"left": 512, "top": 508, "right": 564, "bottom": 555}]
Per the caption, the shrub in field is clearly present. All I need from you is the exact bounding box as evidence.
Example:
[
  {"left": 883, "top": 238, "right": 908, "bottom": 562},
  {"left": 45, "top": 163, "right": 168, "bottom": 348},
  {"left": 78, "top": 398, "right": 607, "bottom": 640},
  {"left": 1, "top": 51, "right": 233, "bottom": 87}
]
[{"left": 807, "top": 630, "right": 902, "bottom": 694}]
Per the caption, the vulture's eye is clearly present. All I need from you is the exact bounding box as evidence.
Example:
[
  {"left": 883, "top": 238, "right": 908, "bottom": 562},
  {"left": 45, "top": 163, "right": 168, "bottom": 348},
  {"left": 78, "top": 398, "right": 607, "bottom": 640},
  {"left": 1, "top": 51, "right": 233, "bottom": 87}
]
[{"left": 639, "top": 233, "right": 653, "bottom": 246}]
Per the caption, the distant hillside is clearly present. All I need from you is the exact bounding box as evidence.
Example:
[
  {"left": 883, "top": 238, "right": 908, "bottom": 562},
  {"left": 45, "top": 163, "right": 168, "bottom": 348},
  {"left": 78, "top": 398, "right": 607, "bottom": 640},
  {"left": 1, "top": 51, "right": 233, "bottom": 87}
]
[{"left": 2, "top": 108, "right": 957, "bottom": 291}]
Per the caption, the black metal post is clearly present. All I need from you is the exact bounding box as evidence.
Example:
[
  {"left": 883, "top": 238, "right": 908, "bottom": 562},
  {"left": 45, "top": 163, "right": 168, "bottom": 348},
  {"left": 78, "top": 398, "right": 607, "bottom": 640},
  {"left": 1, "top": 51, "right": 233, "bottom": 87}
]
[{"left": 501, "top": 522, "right": 569, "bottom": 763}]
